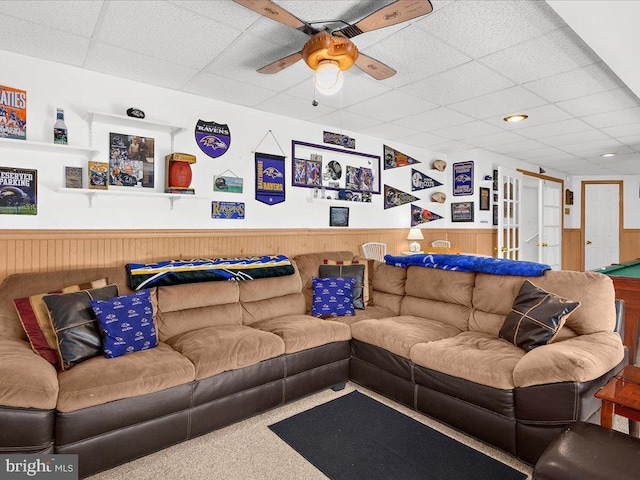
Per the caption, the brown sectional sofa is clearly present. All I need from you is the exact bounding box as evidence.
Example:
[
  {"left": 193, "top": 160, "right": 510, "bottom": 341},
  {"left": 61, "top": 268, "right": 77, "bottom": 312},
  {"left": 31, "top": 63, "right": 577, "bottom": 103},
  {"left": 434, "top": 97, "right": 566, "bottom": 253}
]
[{"left": 0, "top": 251, "right": 626, "bottom": 477}]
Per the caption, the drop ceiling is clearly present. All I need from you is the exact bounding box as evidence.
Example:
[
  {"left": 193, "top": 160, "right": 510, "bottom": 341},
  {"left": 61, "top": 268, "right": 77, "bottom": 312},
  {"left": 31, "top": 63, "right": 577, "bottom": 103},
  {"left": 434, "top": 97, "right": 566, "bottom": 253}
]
[{"left": 2, "top": 0, "right": 640, "bottom": 175}]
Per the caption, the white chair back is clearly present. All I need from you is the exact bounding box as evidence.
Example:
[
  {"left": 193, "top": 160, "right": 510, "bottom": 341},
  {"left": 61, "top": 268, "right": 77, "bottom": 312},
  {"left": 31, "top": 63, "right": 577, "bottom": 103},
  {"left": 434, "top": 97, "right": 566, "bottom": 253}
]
[
  {"left": 361, "top": 242, "right": 387, "bottom": 262},
  {"left": 431, "top": 240, "right": 451, "bottom": 248}
]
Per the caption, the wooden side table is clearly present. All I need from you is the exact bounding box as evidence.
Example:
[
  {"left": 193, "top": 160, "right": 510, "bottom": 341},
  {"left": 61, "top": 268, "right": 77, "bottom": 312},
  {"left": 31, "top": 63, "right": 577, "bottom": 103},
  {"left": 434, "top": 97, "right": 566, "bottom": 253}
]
[{"left": 595, "top": 364, "right": 640, "bottom": 437}]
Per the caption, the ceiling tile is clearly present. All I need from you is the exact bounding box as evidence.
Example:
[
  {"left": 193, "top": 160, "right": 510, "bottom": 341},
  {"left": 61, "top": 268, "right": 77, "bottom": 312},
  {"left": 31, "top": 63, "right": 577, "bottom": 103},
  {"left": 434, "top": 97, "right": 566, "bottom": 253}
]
[
  {"left": 85, "top": 42, "right": 199, "bottom": 89},
  {"left": 487, "top": 139, "right": 549, "bottom": 155},
  {"left": 344, "top": 90, "right": 437, "bottom": 122},
  {"left": 417, "top": 0, "right": 564, "bottom": 58},
  {"left": 431, "top": 121, "right": 503, "bottom": 140},
  {"left": 581, "top": 107, "right": 640, "bottom": 129},
  {"left": 427, "top": 140, "right": 472, "bottom": 154},
  {"left": 555, "top": 88, "right": 640, "bottom": 117},
  {"left": 361, "top": 27, "right": 471, "bottom": 88},
  {"left": 392, "top": 107, "right": 474, "bottom": 132},
  {"left": 1, "top": 0, "right": 103, "bottom": 37},
  {"left": 358, "top": 123, "right": 421, "bottom": 142},
  {"left": 0, "top": 14, "right": 90, "bottom": 66},
  {"left": 560, "top": 138, "right": 624, "bottom": 155},
  {"left": 170, "top": 1, "right": 259, "bottom": 30},
  {"left": 601, "top": 122, "right": 640, "bottom": 138},
  {"left": 448, "top": 86, "right": 547, "bottom": 119},
  {"left": 314, "top": 109, "right": 383, "bottom": 131},
  {"left": 399, "top": 61, "right": 515, "bottom": 106},
  {"left": 508, "top": 147, "right": 571, "bottom": 161},
  {"left": 524, "top": 63, "right": 624, "bottom": 103},
  {"left": 283, "top": 70, "right": 392, "bottom": 109},
  {"left": 484, "top": 104, "right": 573, "bottom": 130},
  {"left": 540, "top": 129, "right": 610, "bottom": 147},
  {"left": 617, "top": 134, "right": 640, "bottom": 146},
  {"left": 481, "top": 26, "right": 598, "bottom": 84},
  {"left": 245, "top": 17, "right": 311, "bottom": 48},
  {"left": 274, "top": 0, "right": 381, "bottom": 25},
  {"left": 181, "top": 72, "right": 277, "bottom": 107},
  {"left": 463, "top": 131, "right": 528, "bottom": 148},
  {"left": 255, "top": 93, "right": 335, "bottom": 121},
  {"left": 516, "top": 118, "right": 592, "bottom": 140},
  {"left": 395, "top": 132, "right": 450, "bottom": 148},
  {"left": 98, "top": 1, "right": 242, "bottom": 69}
]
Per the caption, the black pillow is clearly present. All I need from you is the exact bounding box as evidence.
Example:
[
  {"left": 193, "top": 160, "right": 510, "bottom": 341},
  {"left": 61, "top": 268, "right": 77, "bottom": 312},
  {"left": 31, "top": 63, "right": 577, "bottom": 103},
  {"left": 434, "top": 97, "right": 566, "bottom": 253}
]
[
  {"left": 43, "top": 285, "right": 119, "bottom": 370},
  {"left": 319, "top": 264, "right": 365, "bottom": 309},
  {"left": 499, "top": 280, "right": 580, "bottom": 352}
]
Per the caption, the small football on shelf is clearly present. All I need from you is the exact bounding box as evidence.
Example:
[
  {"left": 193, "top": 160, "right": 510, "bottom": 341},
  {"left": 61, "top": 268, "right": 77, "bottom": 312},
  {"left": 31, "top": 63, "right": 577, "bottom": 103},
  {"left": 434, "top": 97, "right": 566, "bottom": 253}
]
[{"left": 165, "top": 152, "right": 196, "bottom": 194}]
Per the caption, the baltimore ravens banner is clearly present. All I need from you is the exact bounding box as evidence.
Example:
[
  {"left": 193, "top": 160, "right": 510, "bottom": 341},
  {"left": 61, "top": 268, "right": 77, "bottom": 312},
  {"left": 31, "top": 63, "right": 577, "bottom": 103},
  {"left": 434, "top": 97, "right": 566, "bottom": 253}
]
[
  {"left": 384, "top": 184, "right": 419, "bottom": 209},
  {"left": 195, "top": 119, "right": 230, "bottom": 158},
  {"left": 384, "top": 145, "right": 420, "bottom": 170},
  {"left": 255, "top": 152, "right": 285, "bottom": 205},
  {"left": 411, "top": 204, "right": 443, "bottom": 227},
  {"left": 411, "top": 168, "right": 443, "bottom": 191}
]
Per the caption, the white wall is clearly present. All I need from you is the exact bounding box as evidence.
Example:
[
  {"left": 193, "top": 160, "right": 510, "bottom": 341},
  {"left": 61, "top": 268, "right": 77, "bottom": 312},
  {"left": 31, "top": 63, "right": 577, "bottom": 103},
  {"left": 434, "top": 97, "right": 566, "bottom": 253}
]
[{"left": 0, "top": 50, "right": 459, "bottom": 230}]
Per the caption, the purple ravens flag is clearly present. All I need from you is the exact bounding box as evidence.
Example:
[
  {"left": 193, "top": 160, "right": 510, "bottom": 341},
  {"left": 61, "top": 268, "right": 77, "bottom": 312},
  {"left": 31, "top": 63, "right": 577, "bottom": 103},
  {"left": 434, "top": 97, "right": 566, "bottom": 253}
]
[
  {"left": 255, "top": 152, "right": 285, "bottom": 205},
  {"left": 195, "top": 120, "right": 230, "bottom": 158}
]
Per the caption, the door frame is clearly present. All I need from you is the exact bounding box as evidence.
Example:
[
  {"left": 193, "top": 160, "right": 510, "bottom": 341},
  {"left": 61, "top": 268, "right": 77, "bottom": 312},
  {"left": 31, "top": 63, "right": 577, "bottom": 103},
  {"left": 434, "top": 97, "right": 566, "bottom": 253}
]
[{"left": 581, "top": 180, "right": 623, "bottom": 271}]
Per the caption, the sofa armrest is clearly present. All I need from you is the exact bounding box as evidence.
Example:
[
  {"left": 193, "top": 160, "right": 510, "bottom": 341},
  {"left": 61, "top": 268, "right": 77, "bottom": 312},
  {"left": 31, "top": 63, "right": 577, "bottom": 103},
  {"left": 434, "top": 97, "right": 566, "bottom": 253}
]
[
  {"left": 513, "top": 331, "right": 625, "bottom": 388},
  {"left": 0, "top": 337, "right": 59, "bottom": 409}
]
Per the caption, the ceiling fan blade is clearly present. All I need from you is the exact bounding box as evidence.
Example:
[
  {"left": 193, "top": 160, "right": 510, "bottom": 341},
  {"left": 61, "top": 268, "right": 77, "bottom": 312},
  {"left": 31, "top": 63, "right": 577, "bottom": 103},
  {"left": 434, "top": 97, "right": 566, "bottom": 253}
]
[
  {"left": 233, "top": 0, "right": 317, "bottom": 34},
  {"left": 257, "top": 51, "right": 303, "bottom": 74},
  {"left": 336, "top": 0, "right": 433, "bottom": 38},
  {"left": 355, "top": 53, "right": 397, "bottom": 80}
]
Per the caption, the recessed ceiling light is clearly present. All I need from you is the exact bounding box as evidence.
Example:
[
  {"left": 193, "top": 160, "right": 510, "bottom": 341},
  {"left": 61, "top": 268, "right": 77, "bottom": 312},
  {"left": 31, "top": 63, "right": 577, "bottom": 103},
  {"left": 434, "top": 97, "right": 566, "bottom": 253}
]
[
  {"left": 503, "top": 114, "right": 528, "bottom": 123},
  {"left": 601, "top": 153, "right": 616, "bottom": 157}
]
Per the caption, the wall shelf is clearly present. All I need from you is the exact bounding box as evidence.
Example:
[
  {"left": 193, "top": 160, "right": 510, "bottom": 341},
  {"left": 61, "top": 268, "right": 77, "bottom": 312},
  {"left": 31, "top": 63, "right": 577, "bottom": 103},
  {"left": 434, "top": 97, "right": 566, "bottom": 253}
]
[
  {"left": 85, "top": 111, "right": 186, "bottom": 136},
  {"left": 57, "top": 188, "right": 206, "bottom": 209},
  {"left": 0, "top": 137, "right": 99, "bottom": 158}
]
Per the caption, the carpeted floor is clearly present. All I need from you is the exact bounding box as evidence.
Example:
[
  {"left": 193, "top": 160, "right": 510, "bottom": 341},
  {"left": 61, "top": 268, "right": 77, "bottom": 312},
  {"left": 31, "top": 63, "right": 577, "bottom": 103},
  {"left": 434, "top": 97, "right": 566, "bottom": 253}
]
[{"left": 87, "top": 382, "right": 628, "bottom": 480}]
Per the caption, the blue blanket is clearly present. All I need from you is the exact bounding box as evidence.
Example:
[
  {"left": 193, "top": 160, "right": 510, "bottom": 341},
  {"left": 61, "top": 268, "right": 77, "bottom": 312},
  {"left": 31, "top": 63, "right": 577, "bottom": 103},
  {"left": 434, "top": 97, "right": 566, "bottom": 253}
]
[{"left": 385, "top": 254, "right": 550, "bottom": 277}]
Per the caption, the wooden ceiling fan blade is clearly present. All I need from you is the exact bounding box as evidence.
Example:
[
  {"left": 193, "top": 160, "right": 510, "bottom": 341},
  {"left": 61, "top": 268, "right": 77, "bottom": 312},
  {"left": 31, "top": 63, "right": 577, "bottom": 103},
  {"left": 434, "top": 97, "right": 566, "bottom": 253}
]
[
  {"left": 257, "top": 51, "right": 303, "bottom": 74},
  {"left": 355, "top": 53, "right": 396, "bottom": 80},
  {"left": 336, "top": 0, "right": 433, "bottom": 38},
  {"left": 233, "top": 0, "right": 317, "bottom": 34}
]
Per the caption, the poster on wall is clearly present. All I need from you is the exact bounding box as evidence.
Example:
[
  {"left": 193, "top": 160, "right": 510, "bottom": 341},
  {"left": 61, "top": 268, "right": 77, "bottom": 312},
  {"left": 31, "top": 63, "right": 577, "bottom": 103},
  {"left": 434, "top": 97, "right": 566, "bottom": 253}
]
[
  {"left": 0, "top": 167, "right": 36, "bottom": 215},
  {"left": 411, "top": 168, "right": 442, "bottom": 191},
  {"left": 384, "top": 145, "right": 420, "bottom": 170},
  {"left": 109, "top": 133, "right": 155, "bottom": 188},
  {"left": 453, "top": 161, "right": 474, "bottom": 196},
  {"left": 211, "top": 201, "right": 245, "bottom": 219},
  {"left": 195, "top": 120, "right": 230, "bottom": 158},
  {"left": 384, "top": 185, "right": 419, "bottom": 209},
  {"left": 451, "top": 202, "right": 474, "bottom": 222},
  {"left": 410, "top": 204, "right": 442, "bottom": 227},
  {"left": 213, "top": 175, "right": 243, "bottom": 193},
  {"left": 323, "top": 131, "right": 355, "bottom": 149},
  {"left": 255, "top": 152, "right": 285, "bottom": 205},
  {"left": 0, "top": 85, "right": 27, "bottom": 140},
  {"left": 480, "top": 187, "right": 490, "bottom": 210}
]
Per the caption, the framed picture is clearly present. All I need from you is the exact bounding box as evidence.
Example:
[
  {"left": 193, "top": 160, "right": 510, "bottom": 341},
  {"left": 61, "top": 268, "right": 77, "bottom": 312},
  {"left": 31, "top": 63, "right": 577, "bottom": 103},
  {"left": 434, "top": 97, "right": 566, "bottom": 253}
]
[
  {"left": 453, "top": 161, "right": 474, "bottom": 196},
  {"left": 493, "top": 204, "right": 499, "bottom": 226},
  {"left": 330, "top": 206, "right": 349, "bottom": 227},
  {"left": 479, "top": 187, "right": 490, "bottom": 211},
  {"left": 109, "top": 133, "right": 155, "bottom": 188},
  {"left": 451, "top": 202, "right": 474, "bottom": 222},
  {"left": 492, "top": 169, "right": 498, "bottom": 191}
]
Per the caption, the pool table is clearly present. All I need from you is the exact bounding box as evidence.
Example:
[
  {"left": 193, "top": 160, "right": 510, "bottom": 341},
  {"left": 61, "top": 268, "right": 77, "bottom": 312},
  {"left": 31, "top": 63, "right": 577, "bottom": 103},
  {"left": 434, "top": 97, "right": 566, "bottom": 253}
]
[{"left": 596, "top": 259, "right": 640, "bottom": 363}]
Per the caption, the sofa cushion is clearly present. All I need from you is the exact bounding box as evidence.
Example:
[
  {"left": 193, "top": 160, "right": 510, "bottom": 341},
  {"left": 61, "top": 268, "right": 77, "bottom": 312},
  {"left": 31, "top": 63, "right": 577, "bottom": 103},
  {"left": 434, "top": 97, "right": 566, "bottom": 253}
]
[
  {"left": 0, "top": 338, "right": 59, "bottom": 410},
  {"left": 156, "top": 281, "right": 241, "bottom": 341},
  {"left": 319, "top": 264, "right": 365, "bottom": 309},
  {"left": 513, "top": 331, "right": 625, "bottom": 388},
  {"left": 351, "top": 315, "right": 462, "bottom": 359},
  {"left": 43, "top": 285, "right": 119, "bottom": 370},
  {"left": 499, "top": 280, "right": 581, "bottom": 352},
  {"left": 90, "top": 290, "right": 158, "bottom": 358},
  {"left": 250, "top": 314, "right": 351, "bottom": 354},
  {"left": 311, "top": 277, "right": 356, "bottom": 318},
  {"left": 166, "top": 325, "right": 285, "bottom": 380},
  {"left": 401, "top": 267, "right": 474, "bottom": 331},
  {"left": 13, "top": 278, "right": 108, "bottom": 367},
  {"left": 56, "top": 342, "right": 195, "bottom": 412},
  {"left": 410, "top": 332, "right": 526, "bottom": 389}
]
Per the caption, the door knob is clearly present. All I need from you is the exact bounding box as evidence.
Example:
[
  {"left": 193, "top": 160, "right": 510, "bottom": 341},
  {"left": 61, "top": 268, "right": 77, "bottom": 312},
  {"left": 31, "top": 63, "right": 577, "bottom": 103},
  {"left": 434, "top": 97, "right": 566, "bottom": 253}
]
[
  {"left": 586, "top": 240, "right": 592, "bottom": 245},
  {"left": 542, "top": 243, "right": 548, "bottom": 247},
  {"left": 536, "top": 243, "right": 540, "bottom": 247},
  {"left": 501, "top": 247, "right": 508, "bottom": 252}
]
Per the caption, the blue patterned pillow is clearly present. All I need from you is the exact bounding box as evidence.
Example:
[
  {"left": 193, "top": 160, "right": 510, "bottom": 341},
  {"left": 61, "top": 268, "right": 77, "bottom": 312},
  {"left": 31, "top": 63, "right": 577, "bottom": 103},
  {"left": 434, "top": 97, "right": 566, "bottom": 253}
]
[
  {"left": 89, "top": 290, "right": 157, "bottom": 358},
  {"left": 311, "top": 277, "right": 356, "bottom": 317}
]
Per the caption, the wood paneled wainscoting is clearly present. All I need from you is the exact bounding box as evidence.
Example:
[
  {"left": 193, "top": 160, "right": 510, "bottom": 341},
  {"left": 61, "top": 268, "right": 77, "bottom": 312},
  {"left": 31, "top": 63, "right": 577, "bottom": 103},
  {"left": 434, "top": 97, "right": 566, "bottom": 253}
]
[
  {"left": 0, "top": 228, "right": 496, "bottom": 284},
  {"left": 562, "top": 228, "right": 640, "bottom": 272}
]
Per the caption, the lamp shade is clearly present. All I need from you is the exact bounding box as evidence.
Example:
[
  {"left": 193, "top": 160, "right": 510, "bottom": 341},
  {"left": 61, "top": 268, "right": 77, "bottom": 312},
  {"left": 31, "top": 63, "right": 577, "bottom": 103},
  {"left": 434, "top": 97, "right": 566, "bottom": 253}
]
[
  {"left": 407, "top": 228, "right": 424, "bottom": 241},
  {"left": 315, "top": 60, "right": 344, "bottom": 96}
]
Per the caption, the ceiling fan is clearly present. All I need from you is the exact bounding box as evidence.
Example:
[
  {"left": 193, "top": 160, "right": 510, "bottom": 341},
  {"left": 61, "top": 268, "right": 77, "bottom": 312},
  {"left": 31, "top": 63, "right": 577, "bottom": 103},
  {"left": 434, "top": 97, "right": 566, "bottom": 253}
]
[{"left": 233, "top": 0, "right": 434, "bottom": 92}]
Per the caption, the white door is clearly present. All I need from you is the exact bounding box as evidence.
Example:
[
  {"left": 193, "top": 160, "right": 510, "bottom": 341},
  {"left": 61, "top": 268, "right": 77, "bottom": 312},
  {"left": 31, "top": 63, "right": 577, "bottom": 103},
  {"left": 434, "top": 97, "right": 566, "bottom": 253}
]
[
  {"left": 584, "top": 183, "right": 619, "bottom": 270},
  {"left": 497, "top": 167, "right": 523, "bottom": 260},
  {"left": 521, "top": 177, "right": 539, "bottom": 263},
  {"left": 539, "top": 179, "right": 562, "bottom": 270}
]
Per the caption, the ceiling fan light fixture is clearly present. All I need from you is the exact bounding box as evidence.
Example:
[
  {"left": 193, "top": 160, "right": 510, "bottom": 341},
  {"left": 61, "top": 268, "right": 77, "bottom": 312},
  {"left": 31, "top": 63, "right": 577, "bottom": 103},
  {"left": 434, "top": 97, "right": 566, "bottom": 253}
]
[
  {"left": 503, "top": 114, "right": 528, "bottom": 123},
  {"left": 314, "top": 60, "right": 344, "bottom": 96}
]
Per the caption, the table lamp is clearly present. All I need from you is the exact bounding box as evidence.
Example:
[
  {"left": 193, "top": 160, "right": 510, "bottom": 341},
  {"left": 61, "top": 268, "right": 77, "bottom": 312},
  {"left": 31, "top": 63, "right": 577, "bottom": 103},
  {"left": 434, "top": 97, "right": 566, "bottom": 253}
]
[{"left": 407, "top": 228, "right": 424, "bottom": 253}]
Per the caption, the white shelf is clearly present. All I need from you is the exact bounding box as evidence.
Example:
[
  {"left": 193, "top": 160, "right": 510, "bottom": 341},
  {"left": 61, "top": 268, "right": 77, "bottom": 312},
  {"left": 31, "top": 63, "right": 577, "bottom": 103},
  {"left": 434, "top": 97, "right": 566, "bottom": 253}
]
[
  {"left": 0, "top": 137, "right": 99, "bottom": 158},
  {"left": 85, "top": 111, "right": 186, "bottom": 135},
  {"left": 306, "top": 196, "right": 375, "bottom": 207},
  {"left": 57, "top": 188, "right": 206, "bottom": 209}
]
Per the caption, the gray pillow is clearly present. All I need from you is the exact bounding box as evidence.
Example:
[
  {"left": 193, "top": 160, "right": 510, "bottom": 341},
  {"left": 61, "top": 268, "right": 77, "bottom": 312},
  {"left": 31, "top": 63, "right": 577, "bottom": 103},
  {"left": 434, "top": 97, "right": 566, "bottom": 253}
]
[{"left": 319, "top": 264, "right": 365, "bottom": 309}]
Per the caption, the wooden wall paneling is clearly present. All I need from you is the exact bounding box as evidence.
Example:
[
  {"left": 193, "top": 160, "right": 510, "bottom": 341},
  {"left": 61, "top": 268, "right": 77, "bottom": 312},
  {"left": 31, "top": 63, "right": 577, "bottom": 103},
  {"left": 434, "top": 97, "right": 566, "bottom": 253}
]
[
  {"left": 562, "top": 229, "right": 582, "bottom": 271},
  {"left": 621, "top": 229, "right": 640, "bottom": 263}
]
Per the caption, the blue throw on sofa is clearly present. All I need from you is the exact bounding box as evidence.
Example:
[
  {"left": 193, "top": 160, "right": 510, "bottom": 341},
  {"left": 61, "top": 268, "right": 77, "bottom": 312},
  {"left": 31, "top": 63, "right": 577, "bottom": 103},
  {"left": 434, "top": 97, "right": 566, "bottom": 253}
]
[{"left": 384, "top": 254, "right": 551, "bottom": 277}]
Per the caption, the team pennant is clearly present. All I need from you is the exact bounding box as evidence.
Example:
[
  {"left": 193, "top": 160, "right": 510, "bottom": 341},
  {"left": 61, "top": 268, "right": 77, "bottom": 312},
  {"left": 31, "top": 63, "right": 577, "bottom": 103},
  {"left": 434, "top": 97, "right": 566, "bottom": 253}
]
[
  {"left": 384, "top": 185, "right": 419, "bottom": 209},
  {"left": 411, "top": 204, "right": 443, "bottom": 227},
  {"left": 384, "top": 145, "right": 421, "bottom": 170},
  {"left": 411, "top": 168, "right": 443, "bottom": 191}
]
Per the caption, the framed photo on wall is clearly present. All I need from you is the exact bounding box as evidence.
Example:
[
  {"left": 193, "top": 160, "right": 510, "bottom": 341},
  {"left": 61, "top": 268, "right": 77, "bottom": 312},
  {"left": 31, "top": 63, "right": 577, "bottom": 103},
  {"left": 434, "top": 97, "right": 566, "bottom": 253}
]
[
  {"left": 451, "top": 202, "right": 474, "bottom": 222},
  {"left": 493, "top": 204, "right": 498, "bottom": 226},
  {"left": 480, "top": 187, "right": 490, "bottom": 211},
  {"left": 329, "top": 206, "right": 349, "bottom": 227}
]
